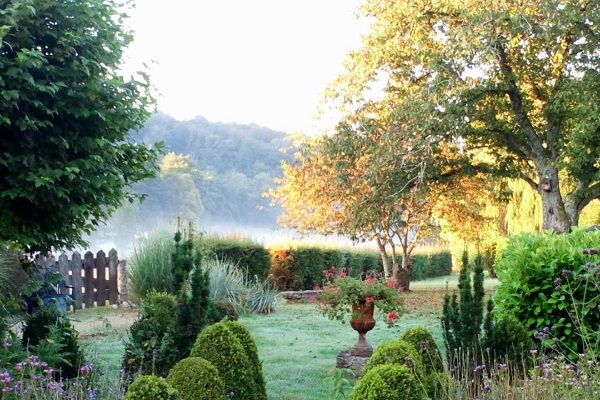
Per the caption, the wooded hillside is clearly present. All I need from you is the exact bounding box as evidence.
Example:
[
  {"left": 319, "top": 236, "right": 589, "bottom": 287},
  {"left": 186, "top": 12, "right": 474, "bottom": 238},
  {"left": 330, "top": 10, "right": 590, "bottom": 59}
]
[{"left": 92, "top": 113, "right": 293, "bottom": 244}]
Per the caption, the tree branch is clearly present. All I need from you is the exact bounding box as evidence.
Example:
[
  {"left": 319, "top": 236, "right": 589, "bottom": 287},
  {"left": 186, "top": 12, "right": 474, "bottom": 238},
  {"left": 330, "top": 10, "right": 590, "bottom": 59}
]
[{"left": 496, "top": 41, "right": 548, "bottom": 159}]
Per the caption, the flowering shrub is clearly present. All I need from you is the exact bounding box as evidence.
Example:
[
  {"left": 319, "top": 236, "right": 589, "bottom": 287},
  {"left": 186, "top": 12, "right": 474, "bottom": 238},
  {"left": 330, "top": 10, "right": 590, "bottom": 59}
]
[{"left": 319, "top": 267, "right": 404, "bottom": 326}]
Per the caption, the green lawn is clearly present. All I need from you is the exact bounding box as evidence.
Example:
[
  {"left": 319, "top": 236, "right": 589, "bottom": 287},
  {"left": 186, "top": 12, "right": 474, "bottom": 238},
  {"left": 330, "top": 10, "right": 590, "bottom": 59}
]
[{"left": 70, "top": 275, "right": 466, "bottom": 399}]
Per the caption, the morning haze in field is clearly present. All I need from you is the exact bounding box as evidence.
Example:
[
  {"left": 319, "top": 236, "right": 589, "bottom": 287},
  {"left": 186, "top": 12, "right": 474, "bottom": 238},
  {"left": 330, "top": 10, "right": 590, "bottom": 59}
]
[{"left": 86, "top": 114, "right": 297, "bottom": 254}]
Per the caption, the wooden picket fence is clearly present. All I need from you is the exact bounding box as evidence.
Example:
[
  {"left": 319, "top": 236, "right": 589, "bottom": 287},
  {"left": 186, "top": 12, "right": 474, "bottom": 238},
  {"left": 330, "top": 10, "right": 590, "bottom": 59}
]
[{"left": 35, "top": 249, "right": 127, "bottom": 310}]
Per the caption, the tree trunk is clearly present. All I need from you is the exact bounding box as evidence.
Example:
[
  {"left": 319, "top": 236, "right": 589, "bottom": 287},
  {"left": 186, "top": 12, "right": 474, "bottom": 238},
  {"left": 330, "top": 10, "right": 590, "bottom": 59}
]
[
  {"left": 376, "top": 238, "right": 391, "bottom": 278},
  {"left": 397, "top": 255, "right": 413, "bottom": 291},
  {"left": 537, "top": 167, "right": 572, "bottom": 233}
]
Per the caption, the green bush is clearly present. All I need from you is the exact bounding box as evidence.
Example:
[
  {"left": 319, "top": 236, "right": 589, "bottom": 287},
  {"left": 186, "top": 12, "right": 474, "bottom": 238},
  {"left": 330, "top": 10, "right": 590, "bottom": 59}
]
[
  {"left": 350, "top": 364, "right": 426, "bottom": 400},
  {"left": 410, "top": 251, "right": 453, "bottom": 281},
  {"left": 21, "top": 307, "right": 84, "bottom": 379},
  {"left": 295, "top": 247, "right": 326, "bottom": 289},
  {"left": 400, "top": 327, "right": 443, "bottom": 374},
  {"left": 482, "top": 312, "right": 534, "bottom": 372},
  {"left": 190, "top": 322, "right": 257, "bottom": 399},
  {"left": 400, "top": 327, "right": 444, "bottom": 397},
  {"left": 199, "top": 234, "right": 272, "bottom": 281},
  {"left": 322, "top": 249, "right": 344, "bottom": 271},
  {"left": 493, "top": 228, "right": 600, "bottom": 356},
  {"left": 128, "top": 232, "right": 176, "bottom": 301},
  {"left": 363, "top": 339, "right": 423, "bottom": 378},
  {"left": 125, "top": 375, "right": 180, "bottom": 400},
  {"left": 166, "top": 357, "right": 226, "bottom": 400},
  {"left": 122, "top": 291, "right": 179, "bottom": 377},
  {"left": 225, "top": 321, "right": 267, "bottom": 400}
]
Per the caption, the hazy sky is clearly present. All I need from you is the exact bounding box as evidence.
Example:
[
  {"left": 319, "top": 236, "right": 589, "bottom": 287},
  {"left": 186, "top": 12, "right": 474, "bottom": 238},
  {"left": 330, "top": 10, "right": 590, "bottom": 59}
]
[{"left": 123, "top": 0, "right": 367, "bottom": 135}]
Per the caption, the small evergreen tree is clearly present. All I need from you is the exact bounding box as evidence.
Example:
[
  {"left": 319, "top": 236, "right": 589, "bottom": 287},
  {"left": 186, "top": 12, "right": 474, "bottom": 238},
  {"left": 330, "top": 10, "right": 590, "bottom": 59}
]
[
  {"left": 442, "top": 249, "right": 485, "bottom": 368},
  {"left": 171, "top": 220, "right": 210, "bottom": 356}
]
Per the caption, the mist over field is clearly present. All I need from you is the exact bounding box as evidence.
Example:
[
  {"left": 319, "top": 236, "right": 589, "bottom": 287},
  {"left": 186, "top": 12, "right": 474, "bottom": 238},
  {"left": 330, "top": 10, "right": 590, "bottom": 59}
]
[{"left": 80, "top": 114, "right": 375, "bottom": 257}]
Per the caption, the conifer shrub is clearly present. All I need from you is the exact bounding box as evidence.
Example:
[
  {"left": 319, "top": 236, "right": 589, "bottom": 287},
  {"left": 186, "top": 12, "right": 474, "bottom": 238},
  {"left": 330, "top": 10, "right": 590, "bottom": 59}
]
[
  {"left": 124, "top": 375, "right": 180, "bottom": 400},
  {"left": 349, "top": 364, "right": 426, "bottom": 400},
  {"left": 224, "top": 320, "right": 267, "bottom": 400},
  {"left": 190, "top": 322, "right": 256, "bottom": 400},
  {"left": 166, "top": 357, "right": 226, "bottom": 400},
  {"left": 363, "top": 339, "right": 424, "bottom": 379},
  {"left": 442, "top": 250, "right": 485, "bottom": 369}
]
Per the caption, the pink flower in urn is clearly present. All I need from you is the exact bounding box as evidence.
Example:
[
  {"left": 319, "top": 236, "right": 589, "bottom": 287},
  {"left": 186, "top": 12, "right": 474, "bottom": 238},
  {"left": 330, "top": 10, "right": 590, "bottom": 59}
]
[{"left": 366, "top": 296, "right": 374, "bottom": 303}]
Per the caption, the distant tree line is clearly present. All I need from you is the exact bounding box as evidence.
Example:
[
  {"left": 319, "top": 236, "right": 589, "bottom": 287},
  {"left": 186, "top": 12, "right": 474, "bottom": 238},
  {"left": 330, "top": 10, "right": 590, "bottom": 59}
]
[{"left": 93, "top": 113, "right": 294, "bottom": 243}]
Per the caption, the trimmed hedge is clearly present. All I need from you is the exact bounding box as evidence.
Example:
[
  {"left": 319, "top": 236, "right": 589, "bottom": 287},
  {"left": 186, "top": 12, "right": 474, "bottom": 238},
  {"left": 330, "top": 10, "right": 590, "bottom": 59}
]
[
  {"left": 268, "top": 246, "right": 452, "bottom": 291},
  {"left": 198, "top": 235, "right": 272, "bottom": 281},
  {"left": 410, "top": 251, "right": 453, "bottom": 281}
]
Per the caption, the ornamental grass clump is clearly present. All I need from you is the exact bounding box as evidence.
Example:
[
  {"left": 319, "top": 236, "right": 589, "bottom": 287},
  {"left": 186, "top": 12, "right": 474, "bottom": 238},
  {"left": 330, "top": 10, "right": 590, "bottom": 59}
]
[{"left": 319, "top": 267, "right": 404, "bottom": 326}]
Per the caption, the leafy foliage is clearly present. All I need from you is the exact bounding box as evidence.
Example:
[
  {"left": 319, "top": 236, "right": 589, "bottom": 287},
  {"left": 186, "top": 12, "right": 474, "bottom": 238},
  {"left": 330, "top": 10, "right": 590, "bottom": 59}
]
[
  {"left": 442, "top": 250, "right": 486, "bottom": 366},
  {"left": 170, "top": 222, "right": 211, "bottom": 358},
  {"left": 400, "top": 328, "right": 444, "bottom": 397},
  {"left": 200, "top": 234, "right": 272, "bottom": 281},
  {"left": 493, "top": 228, "right": 600, "bottom": 357},
  {"left": 190, "top": 322, "right": 257, "bottom": 400},
  {"left": 122, "top": 291, "right": 179, "bottom": 378},
  {"left": 166, "top": 357, "right": 226, "bottom": 400},
  {"left": 349, "top": 364, "right": 426, "bottom": 400},
  {"left": 363, "top": 339, "right": 423, "bottom": 378},
  {"left": 327, "top": 0, "right": 600, "bottom": 232},
  {"left": 21, "top": 307, "right": 84, "bottom": 379},
  {"left": 124, "top": 375, "right": 179, "bottom": 400},
  {"left": 400, "top": 327, "right": 444, "bottom": 375},
  {"left": 0, "top": 0, "right": 162, "bottom": 250},
  {"left": 224, "top": 321, "right": 268, "bottom": 400}
]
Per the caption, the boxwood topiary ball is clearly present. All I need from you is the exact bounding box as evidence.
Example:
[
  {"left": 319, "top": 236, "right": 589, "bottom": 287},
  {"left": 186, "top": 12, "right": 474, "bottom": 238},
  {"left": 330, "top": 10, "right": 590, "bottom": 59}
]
[
  {"left": 400, "top": 327, "right": 444, "bottom": 374},
  {"left": 225, "top": 320, "right": 267, "bottom": 400},
  {"left": 124, "top": 375, "right": 179, "bottom": 400},
  {"left": 350, "top": 364, "right": 426, "bottom": 400},
  {"left": 363, "top": 338, "right": 424, "bottom": 378},
  {"left": 190, "top": 322, "right": 257, "bottom": 400},
  {"left": 166, "top": 357, "right": 226, "bottom": 400}
]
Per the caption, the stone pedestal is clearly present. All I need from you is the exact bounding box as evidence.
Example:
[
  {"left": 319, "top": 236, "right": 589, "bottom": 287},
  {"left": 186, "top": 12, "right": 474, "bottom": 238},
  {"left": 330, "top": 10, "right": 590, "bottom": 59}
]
[{"left": 336, "top": 350, "right": 370, "bottom": 376}]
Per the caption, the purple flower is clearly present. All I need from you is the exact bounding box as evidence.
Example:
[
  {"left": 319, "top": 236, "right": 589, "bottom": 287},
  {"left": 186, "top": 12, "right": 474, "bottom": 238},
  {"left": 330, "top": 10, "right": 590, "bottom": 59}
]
[
  {"left": 530, "top": 349, "right": 538, "bottom": 355},
  {"left": 554, "top": 277, "right": 563, "bottom": 285},
  {"left": 561, "top": 269, "right": 572, "bottom": 277}
]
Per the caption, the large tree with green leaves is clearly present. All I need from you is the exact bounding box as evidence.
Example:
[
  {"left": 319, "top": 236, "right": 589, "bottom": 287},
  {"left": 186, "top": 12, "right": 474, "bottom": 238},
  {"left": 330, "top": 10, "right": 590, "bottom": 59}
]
[
  {"left": 0, "top": 0, "right": 162, "bottom": 250},
  {"left": 327, "top": 0, "right": 600, "bottom": 233}
]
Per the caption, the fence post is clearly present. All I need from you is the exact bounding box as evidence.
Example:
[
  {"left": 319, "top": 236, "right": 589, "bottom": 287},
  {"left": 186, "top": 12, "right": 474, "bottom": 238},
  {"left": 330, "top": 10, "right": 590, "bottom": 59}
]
[
  {"left": 83, "top": 251, "right": 95, "bottom": 308},
  {"left": 108, "top": 249, "right": 119, "bottom": 305},
  {"left": 119, "top": 259, "right": 128, "bottom": 304},
  {"left": 70, "top": 252, "right": 83, "bottom": 310},
  {"left": 96, "top": 250, "right": 107, "bottom": 307}
]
